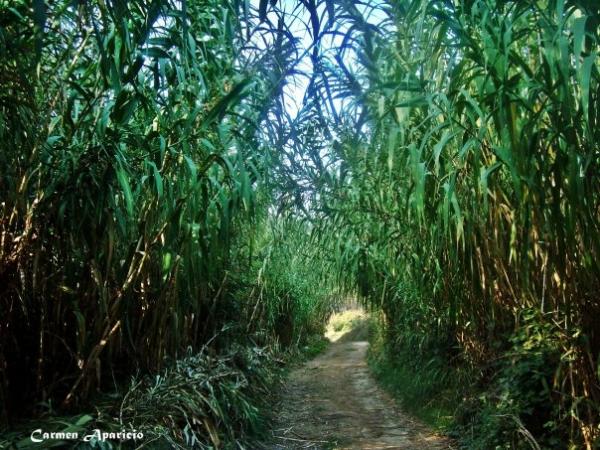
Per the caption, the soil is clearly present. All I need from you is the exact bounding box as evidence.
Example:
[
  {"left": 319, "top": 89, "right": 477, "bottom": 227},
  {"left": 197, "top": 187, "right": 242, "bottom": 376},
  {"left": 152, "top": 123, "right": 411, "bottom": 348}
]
[{"left": 265, "top": 319, "right": 455, "bottom": 449}]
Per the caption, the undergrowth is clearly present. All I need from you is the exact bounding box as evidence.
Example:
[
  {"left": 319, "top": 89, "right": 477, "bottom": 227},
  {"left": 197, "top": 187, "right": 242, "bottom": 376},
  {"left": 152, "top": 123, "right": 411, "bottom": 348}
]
[
  {"left": 1, "top": 315, "right": 332, "bottom": 450},
  {"left": 298, "top": 335, "right": 330, "bottom": 360},
  {"left": 1, "top": 341, "right": 283, "bottom": 449},
  {"left": 367, "top": 313, "right": 460, "bottom": 432},
  {"left": 368, "top": 308, "right": 598, "bottom": 449},
  {"left": 454, "top": 310, "right": 592, "bottom": 450}
]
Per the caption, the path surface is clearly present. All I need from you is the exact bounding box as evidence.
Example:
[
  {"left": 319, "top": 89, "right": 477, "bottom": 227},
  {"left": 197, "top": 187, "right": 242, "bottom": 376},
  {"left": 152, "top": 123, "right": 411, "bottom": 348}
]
[{"left": 266, "top": 331, "right": 454, "bottom": 449}]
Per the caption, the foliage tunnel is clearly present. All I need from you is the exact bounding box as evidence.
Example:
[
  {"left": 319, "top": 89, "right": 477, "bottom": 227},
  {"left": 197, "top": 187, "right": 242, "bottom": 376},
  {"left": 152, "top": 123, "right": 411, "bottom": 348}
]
[{"left": 1, "top": 0, "right": 599, "bottom": 448}]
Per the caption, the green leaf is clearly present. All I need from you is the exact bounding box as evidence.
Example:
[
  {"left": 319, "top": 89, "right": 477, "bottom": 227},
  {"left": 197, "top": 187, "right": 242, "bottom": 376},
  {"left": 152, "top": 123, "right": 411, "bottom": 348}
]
[
  {"left": 112, "top": 92, "right": 139, "bottom": 125},
  {"left": 259, "top": 0, "right": 268, "bottom": 22},
  {"left": 580, "top": 53, "right": 595, "bottom": 122},
  {"left": 394, "top": 96, "right": 428, "bottom": 108},
  {"left": 33, "top": 0, "right": 47, "bottom": 57},
  {"left": 201, "top": 78, "right": 253, "bottom": 128},
  {"left": 184, "top": 155, "right": 197, "bottom": 180},
  {"left": 433, "top": 130, "right": 454, "bottom": 176},
  {"left": 572, "top": 16, "right": 587, "bottom": 65},
  {"left": 142, "top": 47, "right": 170, "bottom": 59},
  {"left": 147, "top": 161, "right": 163, "bottom": 198},
  {"left": 116, "top": 167, "right": 134, "bottom": 217}
]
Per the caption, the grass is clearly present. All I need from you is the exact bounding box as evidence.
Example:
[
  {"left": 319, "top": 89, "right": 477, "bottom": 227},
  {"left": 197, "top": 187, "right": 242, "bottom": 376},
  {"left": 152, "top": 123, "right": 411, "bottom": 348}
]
[
  {"left": 368, "top": 348, "right": 456, "bottom": 431},
  {"left": 366, "top": 321, "right": 459, "bottom": 432},
  {"left": 300, "top": 335, "right": 330, "bottom": 359}
]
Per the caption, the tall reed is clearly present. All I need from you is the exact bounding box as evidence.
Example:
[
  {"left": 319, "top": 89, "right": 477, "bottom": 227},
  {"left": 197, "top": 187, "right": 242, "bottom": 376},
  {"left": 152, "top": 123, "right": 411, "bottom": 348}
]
[
  {"left": 302, "top": 0, "right": 600, "bottom": 446},
  {"left": 0, "top": 0, "right": 288, "bottom": 422}
]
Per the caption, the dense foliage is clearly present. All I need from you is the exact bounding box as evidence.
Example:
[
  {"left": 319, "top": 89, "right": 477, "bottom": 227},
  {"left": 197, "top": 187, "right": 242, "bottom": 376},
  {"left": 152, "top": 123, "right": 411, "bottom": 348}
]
[
  {"left": 298, "top": 1, "right": 600, "bottom": 448},
  {"left": 0, "top": 0, "right": 329, "bottom": 437}
]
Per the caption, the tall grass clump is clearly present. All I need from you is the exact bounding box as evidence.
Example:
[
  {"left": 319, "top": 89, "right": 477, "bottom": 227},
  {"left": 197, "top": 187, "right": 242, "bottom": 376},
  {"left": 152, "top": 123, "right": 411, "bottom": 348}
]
[
  {"left": 295, "top": 0, "right": 600, "bottom": 447},
  {"left": 0, "top": 0, "right": 330, "bottom": 436}
]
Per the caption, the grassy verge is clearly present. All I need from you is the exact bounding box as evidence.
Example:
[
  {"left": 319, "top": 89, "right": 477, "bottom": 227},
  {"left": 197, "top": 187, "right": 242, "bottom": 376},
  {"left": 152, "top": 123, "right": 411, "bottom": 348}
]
[
  {"left": 366, "top": 311, "right": 579, "bottom": 448},
  {"left": 299, "top": 335, "right": 330, "bottom": 360},
  {"left": 366, "top": 317, "right": 460, "bottom": 432},
  {"left": 0, "top": 323, "right": 334, "bottom": 449}
]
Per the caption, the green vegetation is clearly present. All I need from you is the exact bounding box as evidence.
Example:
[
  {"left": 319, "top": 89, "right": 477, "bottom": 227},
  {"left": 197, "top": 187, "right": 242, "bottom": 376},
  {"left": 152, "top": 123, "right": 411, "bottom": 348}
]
[
  {"left": 2, "top": 344, "right": 280, "bottom": 449},
  {"left": 329, "top": 309, "right": 365, "bottom": 334},
  {"left": 0, "top": 0, "right": 332, "bottom": 447},
  {"left": 299, "top": 1, "right": 600, "bottom": 448},
  {"left": 368, "top": 312, "right": 458, "bottom": 431},
  {"left": 299, "top": 335, "right": 330, "bottom": 360},
  {"left": 327, "top": 308, "right": 365, "bottom": 335},
  {"left": 1, "top": 0, "right": 599, "bottom": 448}
]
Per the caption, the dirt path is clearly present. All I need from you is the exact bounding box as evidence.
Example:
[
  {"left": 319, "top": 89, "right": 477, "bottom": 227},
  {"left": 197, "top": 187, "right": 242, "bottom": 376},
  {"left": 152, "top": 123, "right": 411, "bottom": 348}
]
[{"left": 266, "top": 325, "right": 454, "bottom": 449}]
